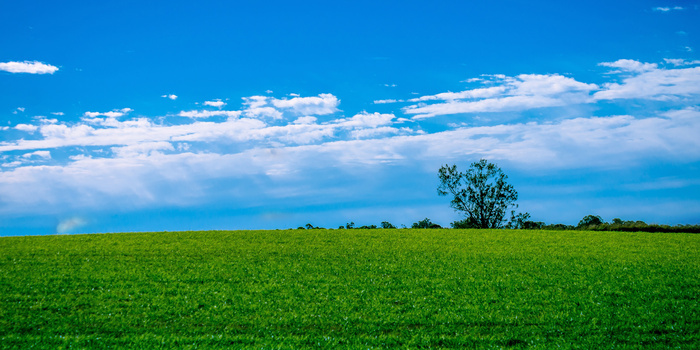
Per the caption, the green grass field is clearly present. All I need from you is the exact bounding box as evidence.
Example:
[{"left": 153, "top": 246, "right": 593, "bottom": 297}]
[{"left": 1, "top": 229, "right": 699, "bottom": 349}]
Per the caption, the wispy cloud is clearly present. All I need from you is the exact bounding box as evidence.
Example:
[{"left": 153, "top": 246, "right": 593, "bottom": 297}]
[
  {"left": 178, "top": 110, "right": 242, "bottom": 119},
  {"left": 403, "top": 74, "right": 597, "bottom": 119},
  {"left": 664, "top": 58, "right": 700, "bottom": 66},
  {"left": 270, "top": 93, "right": 340, "bottom": 115},
  {"left": 398, "top": 61, "right": 700, "bottom": 119},
  {"left": 653, "top": 6, "right": 684, "bottom": 12},
  {"left": 594, "top": 61, "right": 700, "bottom": 100},
  {"left": 22, "top": 150, "right": 51, "bottom": 159},
  {"left": 162, "top": 94, "right": 178, "bottom": 100},
  {"left": 373, "top": 99, "right": 404, "bottom": 104},
  {"left": 83, "top": 108, "right": 133, "bottom": 118},
  {"left": 0, "top": 61, "right": 59, "bottom": 74},
  {"left": 599, "top": 59, "right": 658, "bottom": 73}
]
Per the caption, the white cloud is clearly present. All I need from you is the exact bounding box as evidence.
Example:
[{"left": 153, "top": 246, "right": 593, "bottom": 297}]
[
  {"left": 404, "top": 74, "right": 597, "bottom": 119},
  {"left": 83, "top": 108, "right": 133, "bottom": 118},
  {"left": 0, "top": 106, "right": 398, "bottom": 158},
  {"left": 15, "top": 124, "right": 39, "bottom": 132},
  {"left": 653, "top": 6, "right": 683, "bottom": 11},
  {"left": 22, "top": 150, "right": 51, "bottom": 159},
  {"left": 335, "top": 112, "right": 395, "bottom": 128},
  {"left": 405, "top": 95, "right": 562, "bottom": 119},
  {"left": 509, "top": 74, "right": 597, "bottom": 95},
  {"left": 244, "top": 96, "right": 268, "bottom": 109},
  {"left": 112, "top": 142, "right": 175, "bottom": 158},
  {"left": 178, "top": 110, "right": 242, "bottom": 119},
  {"left": 594, "top": 65, "right": 700, "bottom": 100},
  {"left": 664, "top": 58, "right": 700, "bottom": 66},
  {"left": 293, "top": 116, "right": 317, "bottom": 124},
  {"left": 162, "top": 94, "right": 178, "bottom": 100},
  {"left": 401, "top": 62, "right": 700, "bottom": 119},
  {"left": 38, "top": 118, "right": 58, "bottom": 124},
  {"left": 373, "top": 99, "right": 404, "bottom": 104},
  {"left": 51, "top": 112, "right": 64, "bottom": 116},
  {"left": 350, "top": 126, "right": 401, "bottom": 139},
  {"left": 270, "top": 93, "right": 340, "bottom": 115},
  {"left": 599, "top": 59, "right": 658, "bottom": 73},
  {"left": 244, "top": 106, "right": 284, "bottom": 120},
  {"left": 408, "top": 86, "right": 507, "bottom": 102},
  {"left": 1, "top": 161, "right": 22, "bottom": 168},
  {"left": 203, "top": 100, "right": 226, "bottom": 108},
  {"left": 0, "top": 61, "right": 58, "bottom": 74}
]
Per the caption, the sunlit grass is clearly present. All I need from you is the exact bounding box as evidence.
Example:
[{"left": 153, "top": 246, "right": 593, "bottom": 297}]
[{"left": 1, "top": 229, "right": 698, "bottom": 349}]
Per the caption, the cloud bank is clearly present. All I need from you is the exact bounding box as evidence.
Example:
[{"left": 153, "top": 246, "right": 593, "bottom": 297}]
[{"left": 1, "top": 59, "right": 699, "bottom": 228}]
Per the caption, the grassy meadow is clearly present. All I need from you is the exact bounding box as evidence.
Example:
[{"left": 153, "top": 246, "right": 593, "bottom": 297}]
[{"left": 1, "top": 229, "right": 699, "bottom": 349}]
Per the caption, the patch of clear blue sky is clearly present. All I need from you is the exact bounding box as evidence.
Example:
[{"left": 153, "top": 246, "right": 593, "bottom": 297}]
[
  {"left": 1, "top": 0, "right": 699, "bottom": 235},
  {"left": 3, "top": 0, "right": 694, "bottom": 116}
]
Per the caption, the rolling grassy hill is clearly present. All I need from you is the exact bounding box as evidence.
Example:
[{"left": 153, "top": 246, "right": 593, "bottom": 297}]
[{"left": 1, "top": 229, "right": 699, "bottom": 349}]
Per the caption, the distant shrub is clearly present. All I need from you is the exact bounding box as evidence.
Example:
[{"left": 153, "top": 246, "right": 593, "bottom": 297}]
[
  {"left": 521, "top": 221, "right": 545, "bottom": 229},
  {"left": 412, "top": 218, "right": 442, "bottom": 229},
  {"left": 505, "top": 212, "right": 544, "bottom": 229},
  {"left": 542, "top": 224, "right": 576, "bottom": 230},
  {"left": 381, "top": 221, "right": 397, "bottom": 229},
  {"left": 578, "top": 215, "right": 604, "bottom": 229}
]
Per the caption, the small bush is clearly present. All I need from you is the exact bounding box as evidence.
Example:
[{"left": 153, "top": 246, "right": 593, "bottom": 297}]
[{"left": 412, "top": 218, "right": 442, "bottom": 229}]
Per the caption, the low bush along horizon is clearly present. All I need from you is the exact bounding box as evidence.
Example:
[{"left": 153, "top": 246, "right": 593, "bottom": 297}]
[{"left": 1, "top": 229, "right": 698, "bottom": 348}]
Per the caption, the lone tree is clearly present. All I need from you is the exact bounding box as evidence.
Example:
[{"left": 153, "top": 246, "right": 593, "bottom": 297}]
[{"left": 438, "top": 159, "right": 518, "bottom": 228}]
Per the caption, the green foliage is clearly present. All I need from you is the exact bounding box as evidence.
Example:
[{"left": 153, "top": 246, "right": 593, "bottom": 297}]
[
  {"left": 411, "top": 218, "right": 442, "bottom": 229},
  {"left": 451, "top": 218, "right": 478, "bottom": 228},
  {"left": 438, "top": 159, "right": 518, "bottom": 228},
  {"left": 541, "top": 223, "right": 577, "bottom": 230},
  {"left": 1, "top": 230, "right": 699, "bottom": 348},
  {"left": 583, "top": 220, "right": 700, "bottom": 233},
  {"left": 380, "top": 221, "right": 396, "bottom": 229},
  {"left": 504, "top": 211, "right": 544, "bottom": 229},
  {"left": 578, "top": 214, "right": 605, "bottom": 229}
]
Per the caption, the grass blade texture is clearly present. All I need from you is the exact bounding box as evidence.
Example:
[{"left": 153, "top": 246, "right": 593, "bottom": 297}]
[{"left": 1, "top": 229, "right": 699, "bottom": 349}]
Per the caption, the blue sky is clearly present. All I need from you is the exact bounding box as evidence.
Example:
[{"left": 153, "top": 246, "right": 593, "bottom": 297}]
[{"left": 1, "top": 0, "right": 699, "bottom": 235}]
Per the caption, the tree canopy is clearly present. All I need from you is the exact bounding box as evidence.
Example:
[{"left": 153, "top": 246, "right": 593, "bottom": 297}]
[{"left": 438, "top": 159, "right": 518, "bottom": 229}]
